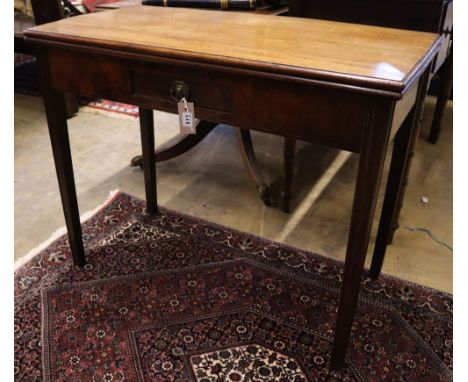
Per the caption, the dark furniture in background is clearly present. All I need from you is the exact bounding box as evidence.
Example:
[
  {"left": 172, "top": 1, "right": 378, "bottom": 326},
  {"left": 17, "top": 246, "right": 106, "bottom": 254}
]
[
  {"left": 15, "top": 13, "right": 36, "bottom": 55},
  {"left": 15, "top": 0, "right": 81, "bottom": 116}
]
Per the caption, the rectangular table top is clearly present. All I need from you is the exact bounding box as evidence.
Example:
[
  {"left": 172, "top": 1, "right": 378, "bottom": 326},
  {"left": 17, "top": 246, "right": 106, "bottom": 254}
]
[{"left": 25, "top": 5, "right": 440, "bottom": 94}]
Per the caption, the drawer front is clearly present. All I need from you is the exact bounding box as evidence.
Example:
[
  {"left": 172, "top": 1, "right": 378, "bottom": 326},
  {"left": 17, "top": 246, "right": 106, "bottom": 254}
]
[
  {"left": 48, "top": 48, "right": 132, "bottom": 100},
  {"left": 233, "top": 74, "right": 370, "bottom": 152},
  {"left": 131, "top": 63, "right": 234, "bottom": 114},
  {"left": 47, "top": 48, "right": 235, "bottom": 120},
  {"left": 47, "top": 47, "right": 371, "bottom": 152}
]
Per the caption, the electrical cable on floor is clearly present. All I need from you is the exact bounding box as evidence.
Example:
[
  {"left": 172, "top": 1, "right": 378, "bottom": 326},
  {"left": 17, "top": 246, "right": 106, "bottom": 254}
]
[{"left": 404, "top": 225, "right": 453, "bottom": 252}]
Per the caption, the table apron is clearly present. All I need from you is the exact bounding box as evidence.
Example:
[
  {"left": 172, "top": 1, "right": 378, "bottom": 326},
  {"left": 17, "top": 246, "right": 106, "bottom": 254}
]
[{"left": 45, "top": 47, "right": 383, "bottom": 153}]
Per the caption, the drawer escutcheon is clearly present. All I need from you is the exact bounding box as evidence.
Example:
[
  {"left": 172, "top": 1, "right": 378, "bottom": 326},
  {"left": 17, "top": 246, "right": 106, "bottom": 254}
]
[{"left": 170, "top": 81, "right": 190, "bottom": 102}]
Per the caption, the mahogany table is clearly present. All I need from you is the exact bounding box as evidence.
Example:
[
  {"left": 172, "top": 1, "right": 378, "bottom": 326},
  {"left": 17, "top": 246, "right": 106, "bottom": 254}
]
[{"left": 25, "top": 6, "right": 440, "bottom": 371}]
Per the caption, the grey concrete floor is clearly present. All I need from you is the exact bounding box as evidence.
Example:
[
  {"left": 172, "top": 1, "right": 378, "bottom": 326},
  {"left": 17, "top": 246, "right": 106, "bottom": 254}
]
[{"left": 14, "top": 94, "right": 453, "bottom": 293}]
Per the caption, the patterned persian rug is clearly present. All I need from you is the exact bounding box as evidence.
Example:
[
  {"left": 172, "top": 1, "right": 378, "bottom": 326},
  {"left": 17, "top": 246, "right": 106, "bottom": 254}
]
[
  {"left": 14, "top": 192, "right": 452, "bottom": 381},
  {"left": 14, "top": 54, "right": 139, "bottom": 118}
]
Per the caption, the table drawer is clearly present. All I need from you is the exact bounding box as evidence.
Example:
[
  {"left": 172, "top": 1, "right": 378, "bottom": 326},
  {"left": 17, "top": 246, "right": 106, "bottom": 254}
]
[
  {"left": 46, "top": 47, "right": 372, "bottom": 152},
  {"left": 131, "top": 63, "right": 235, "bottom": 114},
  {"left": 47, "top": 48, "right": 235, "bottom": 118}
]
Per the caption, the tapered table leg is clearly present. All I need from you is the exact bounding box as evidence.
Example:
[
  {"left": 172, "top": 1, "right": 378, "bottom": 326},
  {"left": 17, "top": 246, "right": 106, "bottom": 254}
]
[
  {"left": 329, "top": 99, "right": 394, "bottom": 371},
  {"left": 282, "top": 138, "right": 296, "bottom": 213},
  {"left": 429, "top": 52, "right": 452, "bottom": 144},
  {"left": 139, "top": 108, "right": 158, "bottom": 215},
  {"left": 387, "top": 69, "right": 432, "bottom": 244},
  {"left": 64, "top": 93, "right": 79, "bottom": 118},
  {"left": 370, "top": 70, "right": 431, "bottom": 279},
  {"left": 38, "top": 51, "right": 85, "bottom": 267}
]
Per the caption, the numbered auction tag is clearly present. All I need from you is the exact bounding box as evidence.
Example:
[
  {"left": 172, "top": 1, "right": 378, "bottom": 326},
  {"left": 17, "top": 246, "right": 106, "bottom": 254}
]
[{"left": 177, "top": 98, "right": 199, "bottom": 134}]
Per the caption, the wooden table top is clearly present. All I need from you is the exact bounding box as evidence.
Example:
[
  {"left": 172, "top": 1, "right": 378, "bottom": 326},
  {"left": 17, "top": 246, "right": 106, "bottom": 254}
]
[{"left": 25, "top": 5, "right": 440, "bottom": 94}]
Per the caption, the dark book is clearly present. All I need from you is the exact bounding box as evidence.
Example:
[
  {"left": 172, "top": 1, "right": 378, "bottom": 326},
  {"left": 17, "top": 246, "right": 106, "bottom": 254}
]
[
  {"left": 262, "top": 0, "right": 288, "bottom": 6},
  {"left": 142, "top": 0, "right": 256, "bottom": 10}
]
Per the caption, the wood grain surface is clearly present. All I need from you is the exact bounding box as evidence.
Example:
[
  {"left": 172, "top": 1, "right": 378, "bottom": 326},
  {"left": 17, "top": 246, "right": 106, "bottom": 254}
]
[{"left": 25, "top": 6, "right": 440, "bottom": 92}]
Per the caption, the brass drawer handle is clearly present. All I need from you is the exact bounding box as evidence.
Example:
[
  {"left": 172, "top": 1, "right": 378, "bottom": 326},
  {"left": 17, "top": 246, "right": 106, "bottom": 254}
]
[{"left": 170, "top": 81, "right": 190, "bottom": 102}]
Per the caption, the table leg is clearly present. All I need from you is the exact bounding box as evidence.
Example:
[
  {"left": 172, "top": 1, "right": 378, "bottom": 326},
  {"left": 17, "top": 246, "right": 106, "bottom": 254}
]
[
  {"left": 370, "top": 70, "right": 431, "bottom": 279},
  {"left": 38, "top": 52, "right": 86, "bottom": 267},
  {"left": 329, "top": 99, "right": 394, "bottom": 371},
  {"left": 139, "top": 108, "right": 158, "bottom": 215},
  {"left": 235, "top": 128, "right": 271, "bottom": 206},
  {"left": 387, "top": 70, "right": 431, "bottom": 245},
  {"left": 64, "top": 93, "right": 79, "bottom": 118},
  {"left": 428, "top": 52, "right": 452, "bottom": 144},
  {"left": 282, "top": 138, "right": 296, "bottom": 213}
]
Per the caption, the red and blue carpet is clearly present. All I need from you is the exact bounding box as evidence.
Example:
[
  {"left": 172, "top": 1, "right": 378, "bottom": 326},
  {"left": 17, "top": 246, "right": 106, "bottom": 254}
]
[{"left": 14, "top": 192, "right": 452, "bottom": 381}]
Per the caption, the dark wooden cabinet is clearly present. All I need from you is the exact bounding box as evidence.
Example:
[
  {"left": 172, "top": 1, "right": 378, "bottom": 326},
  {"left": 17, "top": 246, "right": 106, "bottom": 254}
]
[{"left": 289, "top": 0, "right": 451, "bottom": 32}]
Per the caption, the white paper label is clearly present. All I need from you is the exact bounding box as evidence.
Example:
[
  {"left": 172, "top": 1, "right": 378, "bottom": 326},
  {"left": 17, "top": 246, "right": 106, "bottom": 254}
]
[{"left": 177, "top": 98, "right": 199, "bottom": 134}]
